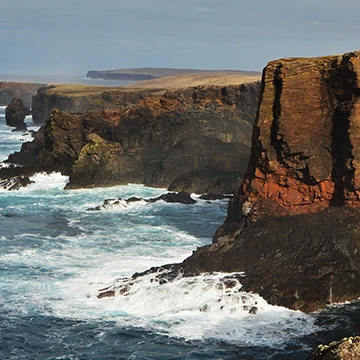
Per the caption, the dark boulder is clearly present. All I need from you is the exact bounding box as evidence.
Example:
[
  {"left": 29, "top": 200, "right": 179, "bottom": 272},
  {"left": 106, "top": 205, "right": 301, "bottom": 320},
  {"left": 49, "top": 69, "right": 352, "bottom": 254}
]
[
  {"left": 5, "top": 98, "right": 27, "bottom": 130},
  {"left": 147, "top": 192, "right": 196, "bottom": 204},
  {"left": 87, "top": 192, "right": 197, "bottom": 210},
  {"left": 0, "top": 176, "right": 33, "bottom": 190}
]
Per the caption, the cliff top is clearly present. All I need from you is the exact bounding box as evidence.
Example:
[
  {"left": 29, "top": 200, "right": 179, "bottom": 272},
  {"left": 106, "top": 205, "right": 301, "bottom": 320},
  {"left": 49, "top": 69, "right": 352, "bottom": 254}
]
[
  {"left": 121, "top": 73, "right": 261, "bottom": 89},
  {"left": 40, "top": 73, "right": 261, "bottom": 98}
]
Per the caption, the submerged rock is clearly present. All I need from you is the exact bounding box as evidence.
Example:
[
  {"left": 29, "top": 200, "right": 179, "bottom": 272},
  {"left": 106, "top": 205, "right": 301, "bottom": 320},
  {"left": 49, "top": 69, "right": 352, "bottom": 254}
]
[{"left": 87, "top": 192, "right": 197, "bottom": 210}]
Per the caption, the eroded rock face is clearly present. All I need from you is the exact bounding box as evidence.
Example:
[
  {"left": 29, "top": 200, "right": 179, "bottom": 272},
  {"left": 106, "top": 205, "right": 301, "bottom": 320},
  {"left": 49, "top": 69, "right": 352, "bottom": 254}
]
[
  {"left": 31, "top": 85, "right": 160, "bottom": 123},
  {"left": 155, "top": 51, "right": 360, "bottom": 312},
  {"left": 230, "top": 51, "right": 360, "bottom": 220},
  {"left": 0, "top": 82, "right": 44, "bottom": 108},
  {"left": 6, "top": 83, "right": 260, "bottom": 193},
  {"left": 308, "top": 336, "right": 360, "bottom": 360},
  {"left": 5, "top": 98, "right": 26, "bottom": 130}
]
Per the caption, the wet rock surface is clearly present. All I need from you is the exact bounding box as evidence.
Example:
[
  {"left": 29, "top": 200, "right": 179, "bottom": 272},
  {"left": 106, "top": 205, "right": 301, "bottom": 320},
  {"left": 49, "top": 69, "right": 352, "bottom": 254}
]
[
  {"left": 0, "top": 81, "right": 44, "bottom": 108},
  {"left": 308, "top": 336, "right": 360, "bottom": 360},
  {"left": 0, "top": 175, "right": 33, "bottom": 190}
]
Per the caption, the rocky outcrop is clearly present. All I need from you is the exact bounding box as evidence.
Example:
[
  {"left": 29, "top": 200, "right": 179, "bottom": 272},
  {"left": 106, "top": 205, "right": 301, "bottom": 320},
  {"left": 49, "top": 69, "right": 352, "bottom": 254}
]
[
  {"left": 0, "top": 81, "right": 44, "bottom": 108},
  {"left": 177, "top": 51, "right": 360, "bottom": 312},
  {"left": 31, "top": 85, "right": 161, "bottom": 123},
  {"left": 308, "top": 337, "right": 360, "bottom": 360},
  {"left": 0, "top": 175, "right": 33, "bottom": 190},
  {"left": 106, "top": 51, "right": 360, "bottom": 313},
  {"left": 230, "top": 51, "right": 360, "bottom": 221},
  {"left": 5, "top": 83, "right": 261, "bottom": 193},
  {"left": 5, "top": 98, "right": 27, "bottom": 131},
  {"left": 87, "top": 192, "right": 197, "bottom": 210}
]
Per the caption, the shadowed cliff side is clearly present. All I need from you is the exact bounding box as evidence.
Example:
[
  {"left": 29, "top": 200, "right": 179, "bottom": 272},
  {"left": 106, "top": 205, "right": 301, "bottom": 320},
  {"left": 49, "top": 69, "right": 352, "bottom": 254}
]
[
  {"left": 178, "top": 51, "right": 360, "bottom": 312},
  {"left": 31, "top": 85, "right": 162, "bottom": 123},
  {"left": 101, "top": 51, "right": 360, "bottom": 314},
  {"left": 0, "top": 81, "right": 44, "bottom": 108},
  {"left": 3, "top": 83, "right": 261, "bottom": 193}
]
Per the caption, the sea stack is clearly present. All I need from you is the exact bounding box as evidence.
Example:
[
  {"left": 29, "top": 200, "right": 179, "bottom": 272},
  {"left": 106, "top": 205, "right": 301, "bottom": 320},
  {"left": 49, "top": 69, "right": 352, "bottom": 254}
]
[
  {"left": 230, "top": 51, "right": 360, "bottom": 220},
  {"left": 5, "top": 97, "right": 27, "bottom": 131},
  {"left": 180, "top": 51, "right": 360, "bottom": 312}
]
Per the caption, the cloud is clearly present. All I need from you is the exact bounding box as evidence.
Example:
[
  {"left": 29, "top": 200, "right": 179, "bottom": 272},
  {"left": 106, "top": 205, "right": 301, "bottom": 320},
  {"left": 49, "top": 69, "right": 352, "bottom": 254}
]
[{"left": 1, "top": 0, "right": 360, "bottom": 74}]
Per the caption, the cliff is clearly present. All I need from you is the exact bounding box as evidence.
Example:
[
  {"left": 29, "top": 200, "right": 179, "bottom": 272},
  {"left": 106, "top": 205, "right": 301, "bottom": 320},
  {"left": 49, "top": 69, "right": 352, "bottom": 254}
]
[
  {"left": 31, "top": 84, "right": 161, "bottom": 123},
  {"left": 177, "top": 51, "right": 360, "bottom": 312},
  {"left": 228, "top": 51, "right": 360, "bottom": 220},
  {"left": 4, "top": 82, "right": 261, "bottom": 193},
  {"left": 0, "top": 81, "right": 44, "bottom": 108},
  {"left": 100, "top": 51, "right": 360, "bottom": 314}
]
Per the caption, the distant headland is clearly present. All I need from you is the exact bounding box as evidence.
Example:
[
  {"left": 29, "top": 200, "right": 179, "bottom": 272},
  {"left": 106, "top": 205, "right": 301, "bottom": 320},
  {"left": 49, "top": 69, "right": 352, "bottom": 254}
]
[{"left": 86, "top": 67, "right": 261, "bottom": 82}]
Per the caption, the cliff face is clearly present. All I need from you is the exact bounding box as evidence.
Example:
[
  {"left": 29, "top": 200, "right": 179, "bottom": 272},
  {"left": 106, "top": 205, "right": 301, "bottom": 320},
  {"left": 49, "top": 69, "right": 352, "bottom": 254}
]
[
  {"left": 0, "top": 81, "right": 44, "bottom": 108},
  {"left": 31, "top": 85, "right": 160, "bottom": 123},
  {"left": 6, "top": 83, "right": 261, "bottom": 193},
  {"left": 171, "top": 51, "right": 360, "bottom": 312},
  {"left": 228, "top": 51, "right": 360, "bottom": 221}
]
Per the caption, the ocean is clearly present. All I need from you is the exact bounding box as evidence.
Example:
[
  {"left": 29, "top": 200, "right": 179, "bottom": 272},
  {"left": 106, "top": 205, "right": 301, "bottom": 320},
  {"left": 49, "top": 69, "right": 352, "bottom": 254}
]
[{"left": 1, "top": 106, "right": 360, "bottom": 360}]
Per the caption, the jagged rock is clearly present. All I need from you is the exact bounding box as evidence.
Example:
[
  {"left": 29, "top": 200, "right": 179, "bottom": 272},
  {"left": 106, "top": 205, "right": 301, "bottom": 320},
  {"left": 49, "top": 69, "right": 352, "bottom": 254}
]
[
  {"left": 147, "top": 192, "right": 196, "bottom": 204},
  {"left": 128, "top": 51, "right": 360, "bottom": 313},
  {"left": 230, "top": 51, "right": 360, "bottom": 220},
  {"left": 308, "top": 336, "right": 360, "bottom": 360},
  {"left": 6, "top": 82, "right": 260, "bottom": 193},
  {"left": 31, "top": 85, "right": 159, "bottom": 123},
  {"left": 199, "top": 193, "right": 232, "bottom": 201},
  {"left": 5, "top": 98, "right": 27, "bottom": 130},
  {"left": 87, "top": 192, "right": 197, "bottom": 210},
  {"left": 0, "top": 176, "right": 33, "bottom": 190}
]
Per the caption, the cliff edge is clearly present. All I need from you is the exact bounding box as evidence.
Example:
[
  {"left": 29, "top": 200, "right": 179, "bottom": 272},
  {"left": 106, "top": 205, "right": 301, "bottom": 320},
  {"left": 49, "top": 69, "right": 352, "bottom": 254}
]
[
  {"left": 178, "top": 51, "right": 360, "bottom": 312},
  {"left": 4, "top": 83, "right": 261, "bottom": 193}
]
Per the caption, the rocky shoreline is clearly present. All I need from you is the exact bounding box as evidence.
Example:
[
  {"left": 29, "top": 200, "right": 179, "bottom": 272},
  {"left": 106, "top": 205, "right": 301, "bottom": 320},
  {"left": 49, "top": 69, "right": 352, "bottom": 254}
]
[
  {"left": 1, "top": 82, "right": 261, "bottom": 194},
  {"left": 95, "top": 51, "right": 360, "bottom": 318}
]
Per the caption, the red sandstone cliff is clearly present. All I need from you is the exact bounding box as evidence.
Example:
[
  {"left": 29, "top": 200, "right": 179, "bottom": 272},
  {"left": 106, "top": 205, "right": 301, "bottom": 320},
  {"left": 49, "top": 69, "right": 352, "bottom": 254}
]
[
  {"left": 175, "top": 51, "right": 360, "bottom": 312},
  {"left": 228, "top": 51, "right": 360, "bottom": 220}
]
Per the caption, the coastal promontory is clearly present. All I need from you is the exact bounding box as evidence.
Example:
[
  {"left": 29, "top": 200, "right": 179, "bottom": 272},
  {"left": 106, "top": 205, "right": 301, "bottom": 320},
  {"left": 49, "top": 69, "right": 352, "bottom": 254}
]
[
  {"left": 2, "top": 76, "right": 261, "bottom": 194},
  {"left": 178, "top": 51, "right": 360, "bottom": 312}
]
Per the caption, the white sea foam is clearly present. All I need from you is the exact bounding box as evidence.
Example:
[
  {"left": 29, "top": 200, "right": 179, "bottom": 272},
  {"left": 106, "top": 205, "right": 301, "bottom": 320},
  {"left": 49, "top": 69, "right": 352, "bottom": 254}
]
[{"left": 28, "top": 172, "right": 69, "bottom": 190}]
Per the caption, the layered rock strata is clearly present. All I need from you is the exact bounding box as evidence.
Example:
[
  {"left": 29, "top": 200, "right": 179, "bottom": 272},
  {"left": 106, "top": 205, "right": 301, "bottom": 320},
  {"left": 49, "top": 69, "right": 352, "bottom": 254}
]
[
  {"left": 180, "top": 51, "right": 360, "bottom": 312},
  {"left": 308, "top": 336, "right": 360, "bottom": 360},
  {"left": 230, "top": 51, "right": 360, "bottom": 220},
  {"left": 106, "top": 51, "right": 360, "bottom": 313},
  {"left": 3, "top": 83, "right": 261, "bottom": 193},
  {"left": 0, "top": 81, "right": 44, "bottom": 108},
  {"left": 31, "top": 85, "right": 162, "bottom": 123}
]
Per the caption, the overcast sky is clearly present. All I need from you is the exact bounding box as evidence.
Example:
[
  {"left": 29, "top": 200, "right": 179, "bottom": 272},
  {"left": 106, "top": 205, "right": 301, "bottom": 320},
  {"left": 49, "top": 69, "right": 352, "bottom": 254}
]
[{"left": 1, "top": 0, "right": 360, "bottom": 76}]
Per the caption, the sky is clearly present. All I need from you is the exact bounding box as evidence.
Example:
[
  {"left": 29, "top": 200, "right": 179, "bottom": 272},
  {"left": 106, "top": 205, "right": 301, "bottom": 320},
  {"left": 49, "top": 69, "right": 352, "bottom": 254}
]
[{"left": 1, "top": 0, "right": 360, "bottom": 76}]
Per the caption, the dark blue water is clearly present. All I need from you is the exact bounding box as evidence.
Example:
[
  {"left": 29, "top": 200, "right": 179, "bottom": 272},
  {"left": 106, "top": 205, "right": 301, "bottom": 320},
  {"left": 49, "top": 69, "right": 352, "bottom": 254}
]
[{"left": 1, "top": 107, "right": 360, "bottom": 360}]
